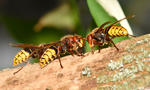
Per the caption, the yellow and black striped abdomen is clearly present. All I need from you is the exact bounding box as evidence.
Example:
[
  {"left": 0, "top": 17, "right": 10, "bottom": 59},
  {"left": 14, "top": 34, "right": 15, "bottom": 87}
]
[
  {"left": 13, "top": 48, "right": 32, "bottom": 66},
  {"left": 108, "top": 25, "right": 128, "bottom": 37},
  {"left": 39, "top": 46, "right": 57, "bottom": 68}
]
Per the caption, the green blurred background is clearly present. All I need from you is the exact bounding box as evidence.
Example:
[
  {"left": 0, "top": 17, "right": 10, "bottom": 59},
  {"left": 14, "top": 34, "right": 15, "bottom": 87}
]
[{"left": 0, "top": 0, "right": 149, "bottom": 69}]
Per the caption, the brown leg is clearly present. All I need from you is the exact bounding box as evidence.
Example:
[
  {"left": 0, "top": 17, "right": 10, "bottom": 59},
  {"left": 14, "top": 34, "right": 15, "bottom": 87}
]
[
  {"left": 75, "top": 47, "right": 85, "bottom": 59},
  {"left": 73, "top": 44, "right": 84, "bottom": 56},
  {"left": 98, "top": 46, "right": 101, "bottom": 53},
  {"left": 13, "top": 62, "right": 27, "bottom": 75},
  {"left": 90, "top": 39, "right": 95, "bottom": 54},
  {"left": 57, "top": 47, "right": 63, "bottom": 68},
  {"left": 75, "top": 48, "right": 84, "bottom": 56},
  {"left": 108, "top": 37, "right": 119, "bottom": 51},
  {"left": 91, "top": 46, "right": 95, "bottom": 54},
  {"left": 13, "top": 65, "right": 24, "bottom": 75}
]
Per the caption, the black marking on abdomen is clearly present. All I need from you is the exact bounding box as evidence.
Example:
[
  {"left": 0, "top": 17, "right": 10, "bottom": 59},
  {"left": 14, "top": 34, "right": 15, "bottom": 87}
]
[{"left": 24, "top": 48, "right": 32, "bottom": 54}]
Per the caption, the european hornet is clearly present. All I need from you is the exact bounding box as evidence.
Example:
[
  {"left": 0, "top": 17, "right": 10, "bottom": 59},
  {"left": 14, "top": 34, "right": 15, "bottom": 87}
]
[
  {"left": 39, "top": 35, "right": 85, "bottom": 68},
  {"left": 87, "top": 15, "right": 135, "bottom": 54},
  {"left": 11, "top": 35, "right": 85, "bottom": 74},
  {"left": 10, "top": 42, "right": 59, "bottom": 74}
]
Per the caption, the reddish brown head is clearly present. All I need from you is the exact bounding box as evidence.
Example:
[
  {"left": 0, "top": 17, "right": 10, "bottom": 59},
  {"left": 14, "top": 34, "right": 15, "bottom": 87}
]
[{"left": 86, "top": 34, "right": 93, "bottom": 48}]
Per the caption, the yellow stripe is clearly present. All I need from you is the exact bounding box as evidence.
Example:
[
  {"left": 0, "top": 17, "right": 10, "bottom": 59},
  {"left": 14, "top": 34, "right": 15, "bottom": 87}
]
[
  {"left": 116, "top": 26, "right": 121, "bottom": 36},
  {"left": 21, "top": 50, "right": 30, "bottom": 61},
  {"left": 46, "top": 51, "right": 53, "bottom": 62},
  {"left": 22, "top": 50, "right": 30, "bottom": 58},
  {"left": 111, "top": 26, "right": 116, "bottom": 37},
  {"left": 79, "top": 39, "right": 83, "bottom": 47},
  {"left": 123, "top": 28, "right": 128, "bottom": 36},
  {"left": 13, "top": 52, "right": 21, "bottom": 66},
  {"left": 117, "top": 26, "right": 128, "bottom": 36},
  {"left": 13, "top": 50, "right": 30, "bottom": 66},
  {"left": 49, "top": 49, "right": 57, "bottom": 57},
  {"left": 118, "top": 29, "right": 123, "bottom": 36},
  {"left": 40, "top": 51, "right": 49, "bottom": 68},
  {"left": 45, "top": 49, "right": 54, "bottom": 61},
  {"left": 39, "top": 48, "right": 57, "bottom": 68},
  {"left": 114, "top": 26, "right": 119, "bottom": 37},
  {"left": 108, "top": 27, "right": 113, "bottom": 37},
  {"left": 40, "top": 58, "right": 46, "bottom": 68},
  {"left": 19, "top": 51, "right": 25, "bottom": 60},
  {"left": 115, "top": 28, "right": 120, "bottom": 36},
  {"left": 19, "top": 50, "right": 26, "bottom": 62},
  {"left": 108, "top": 26, "right": 128, "bottom": 37},
  {"left": 13, "top": 57, "right": 19, "bottom": 66}
]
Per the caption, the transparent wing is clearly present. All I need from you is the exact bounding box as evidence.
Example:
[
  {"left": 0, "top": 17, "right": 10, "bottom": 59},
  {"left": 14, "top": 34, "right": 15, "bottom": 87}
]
[
  {"left": 10, "top": 41, "right": 62, "bottom": 49},
  {"left": 9, "top": 43, "right": 41, "bottom": 48}
]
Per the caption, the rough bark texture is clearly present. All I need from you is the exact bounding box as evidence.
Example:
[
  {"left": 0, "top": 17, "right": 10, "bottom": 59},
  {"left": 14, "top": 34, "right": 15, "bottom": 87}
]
[{"left": 0, "top": 34, "right": 150, "bottom": 90}]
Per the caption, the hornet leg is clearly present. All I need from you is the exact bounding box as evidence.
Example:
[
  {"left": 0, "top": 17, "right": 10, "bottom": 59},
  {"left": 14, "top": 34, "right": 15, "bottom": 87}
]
[
  {"left": 13, "top": 61, "right": 28, "bottom": 75},
  {"left": 108, "top": 37, "right": 119, "bottom": 51},
  {"left": 57, "top": 46, "right": 63, "bottom": 68}
]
